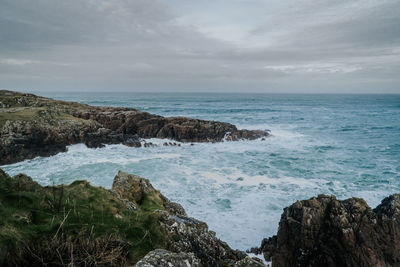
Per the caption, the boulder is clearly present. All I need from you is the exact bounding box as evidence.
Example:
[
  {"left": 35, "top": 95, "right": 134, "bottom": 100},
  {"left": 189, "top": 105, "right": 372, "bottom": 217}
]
[{"left": 112, "top": 171, "right": 156, "bottom": 204}]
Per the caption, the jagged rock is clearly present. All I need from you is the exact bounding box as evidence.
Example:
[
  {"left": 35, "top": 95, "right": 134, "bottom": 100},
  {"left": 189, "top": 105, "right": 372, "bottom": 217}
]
[
  {"left": 112, "top": 171, "right": 186, "bottom": 216},
  {"left": 156, "top": 210, "right": 246, "bottom": 266},
  {"left": 0, "top": 90, "right": 269, "bottom": 164},
  {"left": 160, "top": 194, "right": 187, "bottom": 217},
  {"left": 134, "top": 249, "right": 203, "bottom": 267},
  {"left": 111, "top": 170, "right": 249, "bottom": 266},
  {"left": 234, "top": 256, "right": 266, "bottom": 267},
  {"left": 256, "top": 194, "right": 400, "bottom": 267},
  {"left": 112, "top": 171, "right": 156, "bottom": 204},
  {"left": 108, "top": 189, "right": 138, "bottom": 211}
]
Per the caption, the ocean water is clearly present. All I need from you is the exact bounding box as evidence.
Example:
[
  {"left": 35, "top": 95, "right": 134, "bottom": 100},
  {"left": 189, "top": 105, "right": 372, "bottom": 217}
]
[{"left": 2, "top": 93, "right": 400, "bottom": 250}]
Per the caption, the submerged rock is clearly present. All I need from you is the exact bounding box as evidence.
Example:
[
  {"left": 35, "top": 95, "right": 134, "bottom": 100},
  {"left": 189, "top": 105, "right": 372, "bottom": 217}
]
[
  {"left": 0, "top": 90, "right": 269, "bottom": 164},
  {"left": 255, "top": 194, "right": 400, "bottom": 267}
]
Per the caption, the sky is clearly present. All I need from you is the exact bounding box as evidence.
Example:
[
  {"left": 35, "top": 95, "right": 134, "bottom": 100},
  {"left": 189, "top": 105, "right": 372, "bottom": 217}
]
[{"left": 0, "top": 0, "right": 399, "bottom": 93}]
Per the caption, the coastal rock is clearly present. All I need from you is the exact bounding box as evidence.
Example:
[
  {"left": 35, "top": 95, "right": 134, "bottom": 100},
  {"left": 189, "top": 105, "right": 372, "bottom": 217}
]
[
  {"left": 112, "top": 171, "right": 156, "bottom": 204},
  {"left": 256, "top": 194, "right": 400, "bottom": 267},
  {"left": 234, "top": 256, "right": 266, "bottom": 267},
  {"left": 112, "top": 171, "right": 187, "bottom": 216},
  {"left": 111, "top": 170, "right": 251, "bottom": 266},
  {"left": 0, "top": 168, "right": 260, "bottom": 266},
  {"left": 134, "top": 249, "right": 203, "bottom": 267},
  {"left": 157, "top": 210, "right": 247, "bottom": 266},
  {"left": 0, "top": 90, "right": 269, "bottom": 164}
]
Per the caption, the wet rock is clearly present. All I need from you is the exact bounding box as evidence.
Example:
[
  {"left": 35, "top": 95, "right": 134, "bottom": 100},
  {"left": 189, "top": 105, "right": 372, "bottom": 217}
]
[
  {"left": 122, "top": 136, "right": 142, "bottom": 147},
  {"left": 143, "top": 142, "right": 156, "bottom": 147},
  {"left": 256, "top": 194, "right": 400, "bottom": 267},
  {"left": 134, "top": 249, "right": 203, "bottom": 267}
]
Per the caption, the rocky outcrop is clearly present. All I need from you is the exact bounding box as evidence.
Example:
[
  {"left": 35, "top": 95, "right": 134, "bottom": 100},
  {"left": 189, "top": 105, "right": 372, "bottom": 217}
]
[
  {"left": 111, "top": 171, "right": 253, "bottom": 266},
  {"left": 112, "top": 171, "right": 187, "bottom": 216},
  {"left": 234, "top": 256, "right": 266, "bottom": 267},
  {"left": 254, "top": 194, "right": 400, "bottom": 267},
  {"left": 134, "top": 249, "right": 203, "bottom": 267},
  {"left": 0, "top": 168, "right": 266, "bottom": 266},
  {"left": 0, "top": 90, "right": 269, "bottom": 165}
]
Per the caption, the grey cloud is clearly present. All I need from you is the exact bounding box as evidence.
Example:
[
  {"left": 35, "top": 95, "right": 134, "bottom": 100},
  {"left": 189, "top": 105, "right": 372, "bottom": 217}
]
[{"left": 0, "top": 0, "right": 399, "bottom": 93}]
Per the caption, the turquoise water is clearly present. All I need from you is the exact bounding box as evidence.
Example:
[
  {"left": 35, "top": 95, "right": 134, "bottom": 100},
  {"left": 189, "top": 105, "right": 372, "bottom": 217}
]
[{"left": 2, "top": 93, "right": 400, "bottom": 250}]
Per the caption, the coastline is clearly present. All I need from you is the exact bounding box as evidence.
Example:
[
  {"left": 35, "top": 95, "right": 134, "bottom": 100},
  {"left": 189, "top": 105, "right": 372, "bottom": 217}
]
[
  {"left": 0, "top": 90, "right": 268, "bottom": 165},
  {"left": 1, "top": 90, "right": 400, "bottom": 266}
]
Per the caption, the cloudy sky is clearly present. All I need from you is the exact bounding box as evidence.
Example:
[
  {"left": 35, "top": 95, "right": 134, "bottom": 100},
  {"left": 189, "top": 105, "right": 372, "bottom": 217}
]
[{"left": 1, "top": 0, "right": 399, "bottom": 93}]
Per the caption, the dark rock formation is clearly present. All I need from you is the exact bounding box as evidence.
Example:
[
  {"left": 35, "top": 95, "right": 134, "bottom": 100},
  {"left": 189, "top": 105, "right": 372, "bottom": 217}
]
[
  {"left": 255, "top": 194, "right": 400, "bottom": 267},
  {"left": 0, "top": 90, "right": 269, "bottom": 165}
]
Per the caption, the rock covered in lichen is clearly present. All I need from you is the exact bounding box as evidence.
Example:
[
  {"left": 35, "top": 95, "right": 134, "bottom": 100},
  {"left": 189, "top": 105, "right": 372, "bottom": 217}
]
[
  {"left": 156, "top": 209, "right": 249, "bottom": 266},
  {"left": 111, "top": 171, "right": 187, "bottom": 216},
  {"left": 112, "top": 171, "right": 156, "bottom": 204},
  {"left": 234, "top": 256, "right": 266, "bottom": 267},
  {"left": 134, "top": 249, "right": 203, "bottom": 267}
]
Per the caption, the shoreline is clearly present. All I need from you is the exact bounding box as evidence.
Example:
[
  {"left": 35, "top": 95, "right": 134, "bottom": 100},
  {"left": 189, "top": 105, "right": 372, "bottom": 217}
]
[{"left": 0, "top": 90, "right": 268, "bottom": 165}]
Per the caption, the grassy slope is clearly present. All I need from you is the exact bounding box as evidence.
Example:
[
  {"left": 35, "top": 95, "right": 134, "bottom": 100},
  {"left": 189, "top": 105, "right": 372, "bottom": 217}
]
[{"left": 0, "top": 169, "right": 171, "bottom": 266}]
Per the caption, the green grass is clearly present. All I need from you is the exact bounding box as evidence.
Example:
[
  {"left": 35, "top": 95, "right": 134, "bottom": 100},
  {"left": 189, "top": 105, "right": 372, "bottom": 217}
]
[
  {"left": 0, "top": 170, "right": 171, "bottom": 265},
  {"left": 0, "top": 108, "right": 44, "bottom": 127},
  {"left": 0, "top": 107, "right": 90, "bottom": 129}
]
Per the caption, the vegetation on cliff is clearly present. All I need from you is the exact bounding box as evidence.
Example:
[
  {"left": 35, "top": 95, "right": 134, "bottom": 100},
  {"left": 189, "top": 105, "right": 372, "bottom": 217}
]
[
  {"left": 0, "top": 169, "right": 166, "bottom": 265},
  {"left": 0, "top": 168, "right": 262, "bottom": 266}
]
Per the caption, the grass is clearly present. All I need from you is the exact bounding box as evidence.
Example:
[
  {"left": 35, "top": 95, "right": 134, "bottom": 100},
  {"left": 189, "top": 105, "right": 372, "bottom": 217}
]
[
  {"left": 0, "top": 90, "right": 92, "bottom": 129},
  {"left": 0, "top": 106, "right": 90, "bottom": 129},
  {"left": 0, "top": 108, "right": 44, "bottom": 128},
  {"left": 0, "top": 169, "right": 172, "bottom": 266}
]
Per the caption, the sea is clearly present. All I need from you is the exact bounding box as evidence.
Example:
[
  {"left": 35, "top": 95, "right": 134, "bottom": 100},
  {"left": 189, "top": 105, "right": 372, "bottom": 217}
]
[{"left": 2, "top": 92, "right": 400, "bottom": 250}]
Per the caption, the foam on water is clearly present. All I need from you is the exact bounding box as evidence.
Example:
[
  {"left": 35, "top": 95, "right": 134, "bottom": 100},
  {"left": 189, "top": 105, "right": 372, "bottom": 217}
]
[{"left": 2, "top": 93, "right": 400, "bottom": 250}]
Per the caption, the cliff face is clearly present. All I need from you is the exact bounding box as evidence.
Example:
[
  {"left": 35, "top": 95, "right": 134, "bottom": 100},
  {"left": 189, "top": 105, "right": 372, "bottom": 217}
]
[
  {"left": 0, "top": 168, "right": 265, "bottom": 266},
  {"left": 255, "top": 194, "right": 400, "bottom": 267},
  {"left": 0, "top": 90, "right": 268, "bottom": 165}
]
